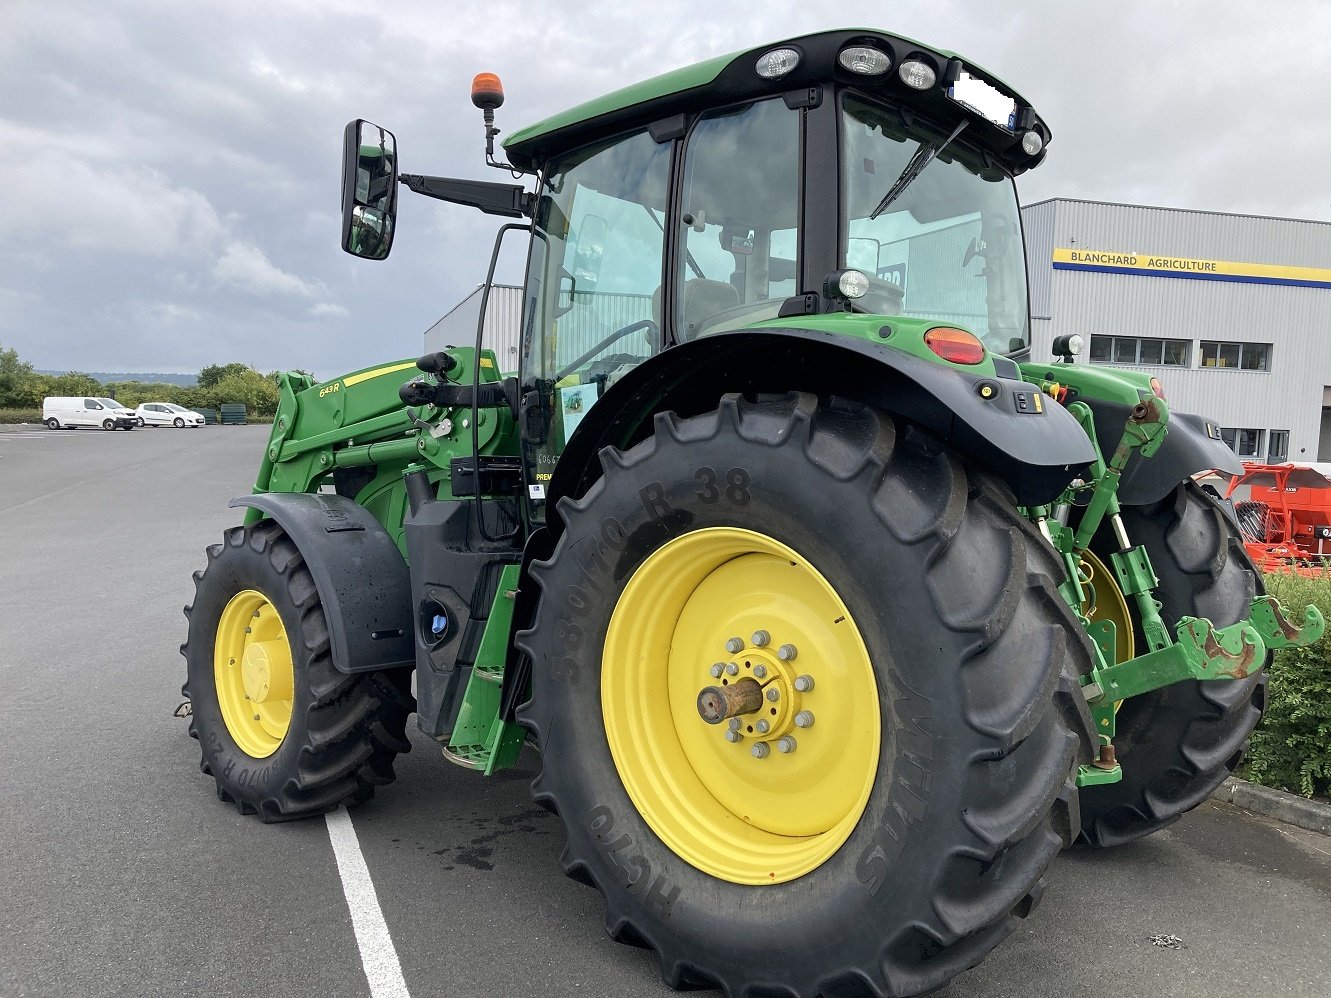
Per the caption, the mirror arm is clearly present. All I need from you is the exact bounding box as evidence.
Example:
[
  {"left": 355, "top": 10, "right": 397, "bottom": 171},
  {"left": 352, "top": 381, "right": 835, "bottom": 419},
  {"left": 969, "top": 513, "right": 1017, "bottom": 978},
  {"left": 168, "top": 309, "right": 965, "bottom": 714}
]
[{"left": 398, "top": 174, "right": 533, "bottom": 218}]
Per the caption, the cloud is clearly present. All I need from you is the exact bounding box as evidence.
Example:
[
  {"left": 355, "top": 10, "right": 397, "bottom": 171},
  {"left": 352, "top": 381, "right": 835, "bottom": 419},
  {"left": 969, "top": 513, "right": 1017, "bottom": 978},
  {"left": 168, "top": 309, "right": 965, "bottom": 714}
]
[
  {"left": 309, "top": 302, "right": 350, "bottom": 319},
  {"left": 212, "top": 243, "right": 320, "bottom": 298}
]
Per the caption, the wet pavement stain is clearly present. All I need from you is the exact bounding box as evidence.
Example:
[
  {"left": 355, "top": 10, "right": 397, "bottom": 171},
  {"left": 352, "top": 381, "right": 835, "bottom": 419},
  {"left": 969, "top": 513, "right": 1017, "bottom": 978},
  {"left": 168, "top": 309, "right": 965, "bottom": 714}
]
[{"left": 432, "top": 807, "right": 552, "bottom": 872}]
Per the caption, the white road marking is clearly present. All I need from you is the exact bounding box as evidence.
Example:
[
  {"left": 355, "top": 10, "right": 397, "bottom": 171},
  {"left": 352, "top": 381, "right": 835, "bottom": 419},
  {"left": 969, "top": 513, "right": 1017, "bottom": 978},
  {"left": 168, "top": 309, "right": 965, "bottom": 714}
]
[{"left": 325, "top": 807, "right": 413, "bottom": 998}]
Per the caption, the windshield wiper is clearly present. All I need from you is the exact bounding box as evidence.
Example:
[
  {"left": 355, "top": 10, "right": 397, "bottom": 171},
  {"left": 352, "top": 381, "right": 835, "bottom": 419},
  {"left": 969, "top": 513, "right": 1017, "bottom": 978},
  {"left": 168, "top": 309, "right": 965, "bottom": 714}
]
[{"left": 869, "top": 120, "right": 969, "bottom": 220}]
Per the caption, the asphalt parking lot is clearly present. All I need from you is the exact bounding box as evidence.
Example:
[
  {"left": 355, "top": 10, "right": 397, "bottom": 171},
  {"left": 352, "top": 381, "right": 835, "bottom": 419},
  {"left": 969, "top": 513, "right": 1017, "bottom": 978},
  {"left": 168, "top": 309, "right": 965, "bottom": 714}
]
[{"left": 1, "top": 422, "right": 1328, "bottom": 998}]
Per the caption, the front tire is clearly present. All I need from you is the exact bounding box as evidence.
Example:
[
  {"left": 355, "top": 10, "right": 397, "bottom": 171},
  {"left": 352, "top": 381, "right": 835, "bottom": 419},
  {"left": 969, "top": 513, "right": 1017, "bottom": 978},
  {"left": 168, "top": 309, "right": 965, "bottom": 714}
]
[
  {"left": 174, "top": 417, "right": 185, "bottom": 428},
  {"left": 136, "top": 416, "right": 146, "bottom": 427},
  {"left": 102, "top": 418, "right": 115, "bottom": 430},
  {"left": 182, "top": 520, "right": 413, "bottom": 820},
  {"left": 518, "top": 393, "right": 1095, "bottom": 997},
  {"left": 1079, "top": 483, "right": 1265, "bottom": 847}
]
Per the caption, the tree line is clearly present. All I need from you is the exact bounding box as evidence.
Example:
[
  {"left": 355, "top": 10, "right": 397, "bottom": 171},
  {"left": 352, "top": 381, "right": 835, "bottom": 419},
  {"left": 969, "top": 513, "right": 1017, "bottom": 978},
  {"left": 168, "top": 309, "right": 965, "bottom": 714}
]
[{"left": 0, "top": 347, "right": 299, "bottom": 416}]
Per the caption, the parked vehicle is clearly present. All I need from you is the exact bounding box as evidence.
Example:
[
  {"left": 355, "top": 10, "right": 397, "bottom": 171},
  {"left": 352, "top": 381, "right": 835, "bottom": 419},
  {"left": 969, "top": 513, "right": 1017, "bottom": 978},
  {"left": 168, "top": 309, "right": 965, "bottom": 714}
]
[
  {"left": 43, "top": 396, "right": 137, "bottom": 430},
  {"left": 179, "top": 28, "right": 1325, "bottom": 997},
  {"left": 136, "top": 402, "right": 204, "bottom": 428}
]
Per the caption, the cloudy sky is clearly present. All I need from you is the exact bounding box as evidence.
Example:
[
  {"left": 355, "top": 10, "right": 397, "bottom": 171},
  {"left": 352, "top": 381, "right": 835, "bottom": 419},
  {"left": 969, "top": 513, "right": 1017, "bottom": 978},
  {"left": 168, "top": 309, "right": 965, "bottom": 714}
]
[{"left": 4, "top": 0, "right": 1329, "bottom": 380}]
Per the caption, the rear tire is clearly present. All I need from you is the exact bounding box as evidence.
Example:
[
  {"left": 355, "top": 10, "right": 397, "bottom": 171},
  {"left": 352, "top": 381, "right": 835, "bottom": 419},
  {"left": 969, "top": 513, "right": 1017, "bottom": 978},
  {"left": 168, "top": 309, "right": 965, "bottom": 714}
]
[
  {"left": 1079, "top": 482, "right": 1265, "bottom": 847},
  {"left": 182, "top": 520, "right": 413, "bottom": 821},
  {"left": 136, "top": 416, "right": 146, "bottom": 427},
  {"left": 45, "top": 417, "right": 59, "bottom": 429},
  {"left": 518, "top": 393, "right": 1095, "bottom": 997}
]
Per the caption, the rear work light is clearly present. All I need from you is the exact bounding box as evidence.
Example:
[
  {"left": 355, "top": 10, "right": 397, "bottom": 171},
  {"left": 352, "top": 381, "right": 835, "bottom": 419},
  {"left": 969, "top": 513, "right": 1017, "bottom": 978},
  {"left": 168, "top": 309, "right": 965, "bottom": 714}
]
[{"left": 925, "top": 327, "right": 986, "bottom": 365}]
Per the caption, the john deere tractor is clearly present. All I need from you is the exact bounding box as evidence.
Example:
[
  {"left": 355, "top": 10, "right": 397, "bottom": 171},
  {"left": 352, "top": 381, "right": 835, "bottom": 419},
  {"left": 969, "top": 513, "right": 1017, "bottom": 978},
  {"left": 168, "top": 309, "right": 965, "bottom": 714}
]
[{"left": 181, "top": 28, "right": 1322, "bottom": 998}]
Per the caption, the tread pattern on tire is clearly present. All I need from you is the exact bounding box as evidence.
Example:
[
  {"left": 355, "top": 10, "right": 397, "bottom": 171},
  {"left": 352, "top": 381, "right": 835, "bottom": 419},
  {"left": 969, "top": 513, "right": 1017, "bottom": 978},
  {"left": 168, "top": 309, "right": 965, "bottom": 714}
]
[
  {"left": 517, "top": 393, "right": 1096, "bottom": 998},
  {"left": 182, "top": 520, "right": 413, "bottom": 822},
  {"left": 1079, "top": 483, "right": 1265, "bottom": 848}
]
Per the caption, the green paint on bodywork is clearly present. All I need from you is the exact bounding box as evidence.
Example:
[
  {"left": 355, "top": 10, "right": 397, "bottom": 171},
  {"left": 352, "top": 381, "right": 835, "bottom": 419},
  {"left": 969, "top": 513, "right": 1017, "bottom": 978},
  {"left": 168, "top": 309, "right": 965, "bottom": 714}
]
[
  {"left": 504, "top": 28, "right": 1015, "bottom": 170},
  {"left": 1019, "top": 360, "right": 1155, "bottom": 406},
  {"left": 505, "top": 53, "right": 735, "bottom": 151},
  {"left": 748, "top": 313, "right": 1001, "bottom": 375},
  {"left": 446, "top": 564, "right": 526, "bottom": 774},
  {"left": 249, "top": 348, "right": 520, "bottom": 554}
]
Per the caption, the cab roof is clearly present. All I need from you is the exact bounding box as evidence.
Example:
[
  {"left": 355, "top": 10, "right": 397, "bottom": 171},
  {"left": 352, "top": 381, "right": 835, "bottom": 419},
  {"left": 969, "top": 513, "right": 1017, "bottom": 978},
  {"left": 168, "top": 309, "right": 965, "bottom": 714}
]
[{"left": 504, "top": 28, "right": 1049, "bottom": 175}]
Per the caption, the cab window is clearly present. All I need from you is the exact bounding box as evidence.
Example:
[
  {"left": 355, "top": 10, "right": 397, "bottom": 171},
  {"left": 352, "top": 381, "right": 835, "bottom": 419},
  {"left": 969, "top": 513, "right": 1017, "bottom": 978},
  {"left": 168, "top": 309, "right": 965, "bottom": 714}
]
[
  {"left": 675, "top": 98, "right": 801, "bottom": 338},
  {"left": 521, "top": 128, "right": 672, "bottom": 514}
]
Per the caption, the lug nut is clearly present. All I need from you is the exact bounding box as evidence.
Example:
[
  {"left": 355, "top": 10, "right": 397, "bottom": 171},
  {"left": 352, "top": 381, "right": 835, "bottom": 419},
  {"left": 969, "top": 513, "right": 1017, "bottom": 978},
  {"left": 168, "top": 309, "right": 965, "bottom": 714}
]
[
  {"left": 756, "top": 719, "right": 770, "bottom": 734},
  {"left": 709, "top": 663, "right": 725, "bottom": 679},
  {"left": 751, "top": 742, "right": 770, "bottom": 759},
  {"left": 753, "top": 664, "right": 767, "bottom": 679},
  {"left": 725, "top": 662, "right": 739, "bottom": 676},
  {"left": 725, "top": 637, "right": 745, "bottom": 653},
  {"left": 795, "top": 710, "right": 814, "bottom": 728},
  {"left": 765, "top": 687, "right": 780, "bottom": 702},
  {"left": 728, "top": 717, "right": 741, "bottom": 731},
  {"left": 777, "top": 643, "right": 798, "bottom": 661},
  {"left": 794, "top": 674, "right": 815, "bottom": 692},
  {"left": 777, "top": 736, "right": 797, "bottom": 753},
  {"left": 751, "top": 630, "right": 770, "bottom": 647},
  {"left": 725, "top": 729, "right": 742, "bottom": 743}
]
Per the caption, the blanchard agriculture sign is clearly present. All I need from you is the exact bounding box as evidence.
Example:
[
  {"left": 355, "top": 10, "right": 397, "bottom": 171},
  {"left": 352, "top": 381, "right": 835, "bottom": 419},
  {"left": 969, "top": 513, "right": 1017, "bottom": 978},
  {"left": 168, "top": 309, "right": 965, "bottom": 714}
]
[{"left": 1052, "top": 248, "right": 1331, "bottom": 290}]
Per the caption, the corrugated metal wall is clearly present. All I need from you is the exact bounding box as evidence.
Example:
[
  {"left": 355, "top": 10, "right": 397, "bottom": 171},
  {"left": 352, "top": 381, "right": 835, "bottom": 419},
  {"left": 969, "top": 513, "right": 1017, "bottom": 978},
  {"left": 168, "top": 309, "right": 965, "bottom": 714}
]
[
  {"left": 424, "top": 285, "right": 525, "bottom": 372},
  {"left": 423, "top": 285, "right": 655, "bottom": 375},
  {"left": 1021, "top": 198, "right": 1331, "bottom": 463}
]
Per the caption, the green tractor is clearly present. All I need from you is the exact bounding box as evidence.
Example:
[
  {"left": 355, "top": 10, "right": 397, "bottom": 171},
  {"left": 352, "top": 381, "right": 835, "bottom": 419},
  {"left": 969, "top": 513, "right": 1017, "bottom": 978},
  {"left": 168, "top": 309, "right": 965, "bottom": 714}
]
[{"left": 181, "top": 28, "right": 1323, "bottom": 997}]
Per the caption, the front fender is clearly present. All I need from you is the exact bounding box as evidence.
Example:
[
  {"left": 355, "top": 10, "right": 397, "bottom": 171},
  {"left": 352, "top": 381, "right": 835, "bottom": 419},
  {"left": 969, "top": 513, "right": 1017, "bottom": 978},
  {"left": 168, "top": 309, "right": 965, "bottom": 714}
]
[
  {"left": 548, "top": 329, "right": 1097, "bottom": 516},
  {"left": 230, "top": 493, "right": 414, "bottom": 674}
]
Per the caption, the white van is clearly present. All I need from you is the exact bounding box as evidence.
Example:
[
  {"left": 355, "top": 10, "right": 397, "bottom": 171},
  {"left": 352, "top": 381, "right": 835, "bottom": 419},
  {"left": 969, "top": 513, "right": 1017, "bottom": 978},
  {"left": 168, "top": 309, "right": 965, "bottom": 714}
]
[{"left": 43, "top": 397, "right": 139, "bottom": 430}]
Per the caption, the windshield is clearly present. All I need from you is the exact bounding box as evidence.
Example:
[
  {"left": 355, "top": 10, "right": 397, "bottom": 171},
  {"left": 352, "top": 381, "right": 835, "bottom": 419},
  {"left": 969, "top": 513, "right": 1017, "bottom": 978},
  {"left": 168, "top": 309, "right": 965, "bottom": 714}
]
[
  {"left": 166, "top": 404, "right": 188, "bottom": 412},
  {"left": 841, "top": 94, "right": 1029, "bottom": 353},
  {"left": 96, "top": 398, "right": 122, "bottom": 409}
]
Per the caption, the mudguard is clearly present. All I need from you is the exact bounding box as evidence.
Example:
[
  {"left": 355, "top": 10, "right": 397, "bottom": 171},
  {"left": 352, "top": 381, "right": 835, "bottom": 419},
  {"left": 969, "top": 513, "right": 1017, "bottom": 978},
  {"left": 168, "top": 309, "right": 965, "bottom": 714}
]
[
  {"left": 230, "top": 493, "right": 415, "bottom": 673},
  {"left": 1084, "top": 400, "right": 1242, "bottom": 506},
  {"left": 545, "top": 328, "right": 1099, "bottom": 514}
]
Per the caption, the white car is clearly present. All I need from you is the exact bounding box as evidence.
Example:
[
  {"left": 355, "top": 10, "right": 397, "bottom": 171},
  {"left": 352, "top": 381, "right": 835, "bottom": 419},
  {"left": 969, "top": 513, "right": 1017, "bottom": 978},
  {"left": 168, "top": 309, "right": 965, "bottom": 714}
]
[{"left": 136, "top": 402, "right": 205, "bottom": 428}]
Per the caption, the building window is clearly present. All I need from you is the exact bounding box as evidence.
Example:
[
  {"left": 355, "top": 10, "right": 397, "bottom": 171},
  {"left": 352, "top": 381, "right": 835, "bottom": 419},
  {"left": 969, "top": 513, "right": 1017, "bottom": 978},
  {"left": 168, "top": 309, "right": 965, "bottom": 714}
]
[
  {"left": 1267, "top": 429, "right": 1289, "bottom": 463},
  {"left": 1220, "top": 427, "right": 1265, "bottom": 458},
  {"left": 1199, "top": 340, "right": 1271, "bottom": 370},
  {"left": 1088, "top": 335, "right": 1189, "bottom": 366}
]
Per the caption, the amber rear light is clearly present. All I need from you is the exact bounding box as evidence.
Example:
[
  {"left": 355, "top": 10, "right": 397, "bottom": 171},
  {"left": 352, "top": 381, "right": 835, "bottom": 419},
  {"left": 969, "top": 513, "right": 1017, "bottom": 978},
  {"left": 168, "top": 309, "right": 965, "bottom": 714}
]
[
  {"left": 924, "top": 327, "right": 985, "bottom": 365},
  {"left": 1150, "top": 376, "right": 1166, "bottom": 399}
]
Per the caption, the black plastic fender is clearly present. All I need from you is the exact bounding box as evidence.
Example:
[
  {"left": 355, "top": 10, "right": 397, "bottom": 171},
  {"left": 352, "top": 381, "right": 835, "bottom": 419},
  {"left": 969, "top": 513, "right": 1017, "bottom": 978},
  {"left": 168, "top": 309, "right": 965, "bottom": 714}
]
[
  {"left": 1083, "top": 400, "right": 1242, "bottom": 506},
  {"left": 546, "top": 328, "right": 1098, "bottom": 516},
  {"left": 230, "top": 493, "right": 415, "bottom": 674}
]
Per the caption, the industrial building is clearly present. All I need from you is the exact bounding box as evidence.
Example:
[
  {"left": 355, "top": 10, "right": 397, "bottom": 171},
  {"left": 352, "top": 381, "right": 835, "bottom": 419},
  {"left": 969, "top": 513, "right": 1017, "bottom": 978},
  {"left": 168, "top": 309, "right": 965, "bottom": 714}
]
[
  {"left": 1023, "top": 198, "right": 1331, "bottom": 463},
  {"left": 426, "top": 198, "right": 1331, "bottom": 464}
]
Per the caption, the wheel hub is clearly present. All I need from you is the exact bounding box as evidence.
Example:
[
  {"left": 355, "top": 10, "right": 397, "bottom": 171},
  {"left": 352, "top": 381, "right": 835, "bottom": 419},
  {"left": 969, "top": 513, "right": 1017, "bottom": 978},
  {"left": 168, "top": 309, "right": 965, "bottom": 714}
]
[
  {"left": 214, "top": 590, "right": 295, "bottom": 758},
  {"left": 602, "top": 527, "right": 880, "bottom": 885},
  {"left": 695, "top": 636, "right": 814, "bottom": 750}
]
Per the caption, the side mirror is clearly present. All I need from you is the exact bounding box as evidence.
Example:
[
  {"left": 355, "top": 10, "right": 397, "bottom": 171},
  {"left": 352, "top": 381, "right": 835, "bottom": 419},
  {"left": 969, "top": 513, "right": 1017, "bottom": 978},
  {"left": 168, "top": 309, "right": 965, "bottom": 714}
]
[{"left": 341, "top": 120, "right": 398, "bottom": 260}]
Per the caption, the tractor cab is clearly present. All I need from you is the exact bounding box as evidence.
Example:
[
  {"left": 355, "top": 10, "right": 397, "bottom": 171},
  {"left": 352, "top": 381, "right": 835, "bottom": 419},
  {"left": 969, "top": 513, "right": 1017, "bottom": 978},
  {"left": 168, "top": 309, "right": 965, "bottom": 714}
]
[{"left": 341, "top": 30, "right": 1057, "bottom": 521}]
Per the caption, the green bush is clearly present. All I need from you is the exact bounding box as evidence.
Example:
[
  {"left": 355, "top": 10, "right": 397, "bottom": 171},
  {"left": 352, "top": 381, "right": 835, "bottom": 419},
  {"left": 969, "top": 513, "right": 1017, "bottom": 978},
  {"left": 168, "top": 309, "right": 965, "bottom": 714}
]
[
  {"left": 1243, "top": 569, "right": 1331, "bottom": 798},
  {"left": 0, "top": 408, "right": 42, "bottom": 424}
]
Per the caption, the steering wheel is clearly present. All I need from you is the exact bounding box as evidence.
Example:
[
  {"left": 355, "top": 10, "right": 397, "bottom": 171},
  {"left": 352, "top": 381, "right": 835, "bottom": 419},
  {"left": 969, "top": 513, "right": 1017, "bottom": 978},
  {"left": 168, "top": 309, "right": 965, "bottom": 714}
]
[{"left": 555, "top": 319, "right": 657, "bottom": 381}]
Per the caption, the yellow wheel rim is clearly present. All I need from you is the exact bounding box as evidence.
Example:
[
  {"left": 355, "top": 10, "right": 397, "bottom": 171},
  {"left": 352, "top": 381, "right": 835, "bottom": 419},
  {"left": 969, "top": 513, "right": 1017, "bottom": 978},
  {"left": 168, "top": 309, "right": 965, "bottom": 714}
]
[
  {"left": 602, "top": 527, "right": 880, "bottom": 885},
  {"left": 214, "top": 589, "right": 294, "bottom": 758},
  {"left": 1079, "top": 549, "right": 1135, "bottom": 666}
]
